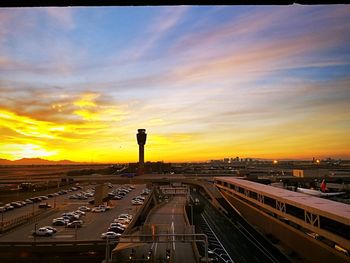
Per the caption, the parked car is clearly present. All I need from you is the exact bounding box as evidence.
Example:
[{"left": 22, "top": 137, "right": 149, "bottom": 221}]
[
  {"left": 42, "top": 226, "right": 57, "bottom": 233},
  {"left": 108, "top": 226, "right": 125, "bottom": 234},
  {"left": 66, "top": 220, "right": 83, "bottom": 228},
  {"left": 4, "top": 204, "right": 14, "bottom": 210},
  {"left": 118, "top": 214, "right": 133, "bottom": 221},
  {"left": 24, "top": 199, "right": 33, "bottom": 204},
  {"left": 101, "top": 231, "right": 121, "bottom": 239},
  {"left": 52, "top": 218, "right": 68, "bottom": 226},
  {"left": 74, "top": 210, "right": 86, "bottom": 216},
  {"left": 10, "top": 202, "right": 22, "bottom": 208},
  {"left": 98, "top": 205, "right": 111, "bottom": 211},
  {"left": 38, "top": 202, "right": 52, "bottom": 208},
  {"left": 32, "top": 227, "right": 54, "bottom": 236},
  {"left": 78, "top": 206, "right": 91, "bottom": 212},
  {"left": 62, "top": 212, "right": 79, "bottom": 220},
  {"left": 131, "top": 200, "right": 144, "bottom": 205},
  {"left": 92, "top": 207, "right": 105, "bottom": 213}
]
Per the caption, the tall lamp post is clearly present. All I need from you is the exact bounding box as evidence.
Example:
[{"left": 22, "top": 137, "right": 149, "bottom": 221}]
[
  {"left": 105, "top": 237, "right": 110, "bottom": 263},
  {"left": 1, "top": 211, "right": 4, "bottom": 232}
]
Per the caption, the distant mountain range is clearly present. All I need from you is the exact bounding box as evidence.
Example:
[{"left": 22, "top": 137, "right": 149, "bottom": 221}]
[{"left": 0, "top": 158, "right": 91, "bottom": 165}]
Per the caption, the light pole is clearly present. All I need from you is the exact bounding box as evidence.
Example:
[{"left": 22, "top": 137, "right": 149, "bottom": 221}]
[
  {"left": 105, "top": 237, "right": 110, "bottom": 263},
  {"left": 1, "top": 211, "right": 3, "bottom": 232},
  {"left": 190, "top": 204, "right": 193, "bottom": 225},
  {"left": 75, "top": 224, "right": 78, "bottom": 240},
  {"left": 34, "top": 223, "right": 37, "bottom": 242}
]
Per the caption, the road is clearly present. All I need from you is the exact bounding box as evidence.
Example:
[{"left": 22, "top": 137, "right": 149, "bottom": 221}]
[
  {"left": 144, "top": 195, "right": 196, "bottom": 263},
  {"left": 0, "top": 184, "right": 146, "bottom": 242}
]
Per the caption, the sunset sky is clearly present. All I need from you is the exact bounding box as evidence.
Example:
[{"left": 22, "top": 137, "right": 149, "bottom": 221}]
[{"left": 0, "top": 6, "right": 350, "bottom": 163}]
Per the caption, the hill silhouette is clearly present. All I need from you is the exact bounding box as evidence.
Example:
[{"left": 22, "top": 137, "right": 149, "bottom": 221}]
[{"left": 0, "top": 158, "right": 89, "bottom": 165}]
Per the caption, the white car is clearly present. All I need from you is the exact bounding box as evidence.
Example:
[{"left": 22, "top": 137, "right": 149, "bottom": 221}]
[
  {"left": 74, "top": 210, "right": 86, "bottom": 216},
  {"left": 109, "top": 222, "right": 125, "bottom": 229},
  {"left": 114, "top": 218, "right": 130, "bottom": 225},
  {"left": 113, "top": 220, "right": 128, "bottom": 228},
  {"left": 132, "top": 200, "right": 144, "bottom": 205},
  {"left": 118, "top": 214, "right": 133, "bottom": 220},
  {"left": 92, "top": 207, "right": 105, "bottom": 213},
  {"left": 118, "top": 215, "right": 132, "bottom": 222},
  {"left": 32, "top": 227, "right": 54, "bottom": 236},
  {"left": 101, "top": 231, "right": 121, "bottom": 239},
  {"left": 78, "top": 206, "right": 91, "bottom": 212},
  {"left": 42, "top": 226, "right": 57, "bottom": 233}
]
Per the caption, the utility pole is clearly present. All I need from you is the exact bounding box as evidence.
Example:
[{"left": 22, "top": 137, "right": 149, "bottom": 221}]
[
  {"left": 75, "top": 224, "right": 78, "bottom": 240},
  {"left": 105, "top": 238, "right": 110, "bottom": 263},
  {"left": 1, "top": 211, "right": 3, "bottom": 232}
]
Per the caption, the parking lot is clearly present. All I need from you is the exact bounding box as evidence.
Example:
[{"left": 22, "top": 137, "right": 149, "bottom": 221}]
[{"left": 0, "top": 183, "right": 148, "bottom": 242}]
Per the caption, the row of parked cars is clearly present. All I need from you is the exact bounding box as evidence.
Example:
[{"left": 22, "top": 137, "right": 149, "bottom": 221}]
[
  {"left": 91, "top": 204, "right": 112, "bottom": 213},
  {"left": 52, "top": 206, "right": 90, "bottom": 227},
  {"left": 68, "top": 188, "right": 95, "bottom": 200},
  {"left": 101, "top": 213, "right": 133, "bottom": 239},
  {"left": 32, "top": 205, "right": 90, "bottom": 237},
  {"left": 0, "top": 195, "right": 51, "bottom": 212},
  {"left": 131, "top": 188, "right": 150, "bottom": 205},
  {"left": 0, "top": 185, "right": 83, "bottom": 213},
  {"left": 107, "top": 185, "right": 135, "bottom": 200}
]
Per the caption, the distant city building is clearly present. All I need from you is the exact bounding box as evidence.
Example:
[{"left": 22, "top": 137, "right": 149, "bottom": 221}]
[
  {"left": 293, "top": 169, "right": 304, "bottom": 177},
  {"left": 293, "top": 169, "right": 329, "bottom": 178}
]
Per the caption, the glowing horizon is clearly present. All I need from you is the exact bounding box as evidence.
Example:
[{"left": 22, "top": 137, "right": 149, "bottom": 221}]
[{"left": 0, "top": 6, "right": 350, "bottom": 163}]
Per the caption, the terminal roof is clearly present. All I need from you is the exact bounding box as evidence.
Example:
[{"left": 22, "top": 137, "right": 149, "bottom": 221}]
[{"left": 215, "top": 177, "right": 350, "bottom": 225}]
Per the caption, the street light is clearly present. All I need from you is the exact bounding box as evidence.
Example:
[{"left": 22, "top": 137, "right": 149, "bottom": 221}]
[
  {"left": 147, "top": 249, "right": 153, "bottom": 261},
  {"left": 190, "top": 204, "right": 194, "bottom": 225},
  {"left": 128, "top": 248, "right": 135, "bottom": 263},
  {"left": 105, "top": 237, "right": 110, "bottom": 263},
  {"left": 34, "top": 223, "right": 37, "bottom": 242},
  {"left": 1, "top": 211, "right": 4, "bottom": 232},
  {"left": 166, "top": 248, "right": 171, "bottom": 262},
  {"left": 75, "top": 224, "right": 78, "bottom": 240}
]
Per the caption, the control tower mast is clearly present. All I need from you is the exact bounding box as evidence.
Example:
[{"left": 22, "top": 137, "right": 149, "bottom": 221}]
[{"left": 136, "top": 129, "right": 147, "bottom": 175}]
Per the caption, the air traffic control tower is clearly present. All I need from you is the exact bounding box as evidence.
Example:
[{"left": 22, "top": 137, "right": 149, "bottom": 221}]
[{"left": 137, "top": 129, "right": 147, "bottom": 174}]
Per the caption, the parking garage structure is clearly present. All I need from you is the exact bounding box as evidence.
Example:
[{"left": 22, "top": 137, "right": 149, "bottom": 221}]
[{"left": 214, "top": 177, "right": 350, "bottom": 263}]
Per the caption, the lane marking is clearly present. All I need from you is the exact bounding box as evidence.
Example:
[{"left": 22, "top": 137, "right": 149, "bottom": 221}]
[
  {"left": 171, "top": 221, "right": 175, "bottom": 251},
  {"left": 155, "top": 241, "right": 158, "bottom": 257}
]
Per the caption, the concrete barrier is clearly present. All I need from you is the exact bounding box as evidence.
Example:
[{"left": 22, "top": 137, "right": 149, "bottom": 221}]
[
  {"left": 123, "top": 188, "right": 155, "bottom": 234},
  {"left": 183, "top": 205, "right": 201, "bottom": 263}
]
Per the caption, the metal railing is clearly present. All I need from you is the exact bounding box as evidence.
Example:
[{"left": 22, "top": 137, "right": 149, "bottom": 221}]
[{"left": 111, "top": 234, "right": 208, "bottom": 262}]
